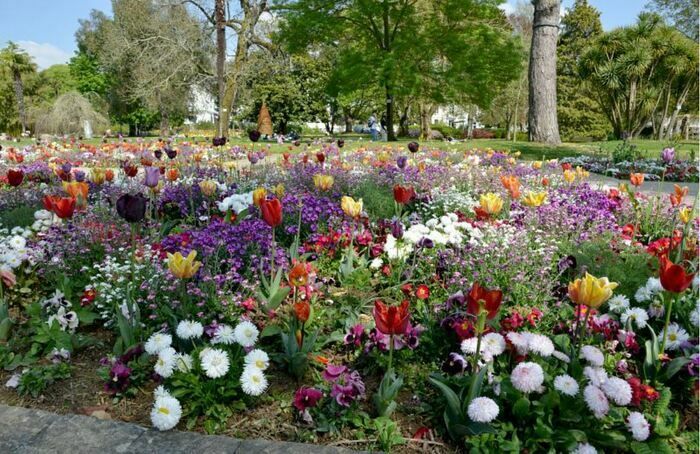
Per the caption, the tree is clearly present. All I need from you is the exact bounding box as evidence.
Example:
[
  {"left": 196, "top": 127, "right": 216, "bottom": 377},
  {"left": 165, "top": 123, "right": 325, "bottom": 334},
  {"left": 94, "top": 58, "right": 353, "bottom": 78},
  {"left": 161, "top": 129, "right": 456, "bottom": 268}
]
[
  {"left": 646, "top": 0, "right": 698, "bottom": 40},
  {"left": 528, "top": 0, "right": 561, "bottom": 144},
  {"left": 580, "top": 13, "right": 698, "bottom": 139},
  {"left": 278, "top": 0, "right": 521, "bottom": 141},
  {"left": 557, "top": 0, "right": 610, "bottom": 140},
  {"left": 34, "top": 91, "right": 109, "bottom": 135},
  {"left": 0, "top": 42, "right": 37, "bottom": 133}
]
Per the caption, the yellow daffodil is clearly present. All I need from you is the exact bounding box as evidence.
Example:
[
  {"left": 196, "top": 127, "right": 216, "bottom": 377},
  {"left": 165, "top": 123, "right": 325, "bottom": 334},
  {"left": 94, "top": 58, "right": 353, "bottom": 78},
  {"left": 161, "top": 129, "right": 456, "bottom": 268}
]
[
  {"left": 253, "top": 187, "right": 267, "bottom": 207},
  {"left": 199, "top": 180, "right": 217, "bottom": 197},
  {"left": 568, "top": 273, "right": 618, "bottom": 308},
  {"left": 313, "top": 174, "right": 334, "bottom": 191},
  {"left": 341, "top": 196, "right": 363, "bottom": 218},
  {"left": 563, "top": 169, "right": 576, "bottom": 184},
  {"left": 521, "top": 191, "right": 547, "bottom": 207},
  {"left": 167, "top": 250, "right": 202, "bottom": 279},
  {"left": 479, "top": 193, "right": 504, "bottom": 215},
  {"left": 679, "top": 207, "right": 693, "bottom": 224},
  {"left": 532, "top": 161, "right": 543, "bottom": 170}
]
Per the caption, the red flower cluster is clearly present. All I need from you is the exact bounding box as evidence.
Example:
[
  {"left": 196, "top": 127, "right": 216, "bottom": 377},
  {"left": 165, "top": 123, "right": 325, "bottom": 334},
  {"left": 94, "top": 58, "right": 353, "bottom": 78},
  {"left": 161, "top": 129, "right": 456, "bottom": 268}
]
[
  {"left": 393, "top": 185, "right": 416, "bottom": 205},
  {"left": 628, "top": 377, "right": 659, "bottom": 407},
  {"left": 43, "top": 195, "right": 76, "bottom": 219},
  {"left": 658, "top": 253, "right": 695, "bottom": 293}
]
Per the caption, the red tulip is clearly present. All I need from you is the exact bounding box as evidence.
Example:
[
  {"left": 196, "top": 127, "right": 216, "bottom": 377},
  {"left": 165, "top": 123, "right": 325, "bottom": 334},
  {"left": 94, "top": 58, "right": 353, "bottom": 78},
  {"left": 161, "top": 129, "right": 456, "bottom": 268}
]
[
  {"left": 316, "top": 152, "right": 325, "bottom": 163},
  {"left": 260, "top": 197, "right": 283, "bottom": 227},
  {"left": 294, "top": 301, "right": 310, "bottom": 323},
  {"left": 7, "top": 169, "right": 23, "bottom": 187},
  {"left": 393, "top": 185, "right": 415, "bottom": 205},
  {"left": 53, "top": 197, "right": 77, "bottom": 219},
  {"left": 561, "top": 163, "right": 572, "bottom": 171},
  {"left": 658, "top": 253, "right": 695, "bottom": 293},
  {"left": 43, "top": 195, "right": 60, "bottom": 211},
  {"left": 373, "top": 300, "right": 410, "bottom": 335},
  {"left": 282, "top": 152, "right": 291, "bottom": 161},
  {"left": 466, "top": 282, "right": 503, "bottom": 319}
]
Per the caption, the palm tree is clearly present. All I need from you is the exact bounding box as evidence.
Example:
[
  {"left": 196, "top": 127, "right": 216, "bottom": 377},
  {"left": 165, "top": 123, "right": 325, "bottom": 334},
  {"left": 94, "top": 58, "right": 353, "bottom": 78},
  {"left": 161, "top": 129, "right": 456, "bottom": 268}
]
[{"left": 0, "top": 42, "right": 37, "bottom": 134}]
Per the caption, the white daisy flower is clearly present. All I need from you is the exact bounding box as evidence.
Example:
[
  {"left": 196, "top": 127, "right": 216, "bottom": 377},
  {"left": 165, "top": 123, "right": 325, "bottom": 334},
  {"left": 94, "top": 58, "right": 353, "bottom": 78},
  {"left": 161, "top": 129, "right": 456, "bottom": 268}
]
[
  {"left": 200, "top": 348, "right": 230, "bottom": 379},
  {"left": 510, "top": 362, "right": 544, "bottom": 393},
  {"left": 145, "top": 333, "right": 173, "bottom": 355},
  {"left": 506, "top": 331, "right": 529, "bottom": 355},
  {"left": 662, "top": 323, "right": 689, "bottom": 351},
  {"left": 552, "top": 350, "right": 571, "bottom": 363},
  {"left": 626, "top": 411, "right": 650, "bottom": 441},
  {"left": 176, "top": 320, "right": 203, "bottom": 340},
  {"left": 154, "top": 347, "right": 177, "bottom": 378},
  {"left": 647, "top": 299, "right": 665, "bottom": 318},
  {"left": 467, "top": 397, "right": 499, "bottom": 423},
  {"left": 580, "top": 345, "right": 604, "bottom": 367},
  {"left": 690, "top": 303, "right": 700, "bottom": 327},
  {"left": 607, "top": 295, "right": 629, "bottom": 313},
  {"left": 583, "top": 385, "right": 609, "bottom": 419},
  {"left": 8, "top": 235, "right": 26, "bottom": 250},
  {"left": 241, "top": 365, "right": 268, "bottom": 396},
  {"left": 601, "top": 377, "right": 632, "bottom": 406},
  {"left": 153, "top": 385, "right": 171, "bottom": 400},
  {"left": 234, "top": 321, "right": 259, "bottom": 347},
  {"left": 211, "top": 324, "right": 236, "bottom": 345},
  {"left": 244, "top": 349, "right": 270, "bottom": 371},
  {"left": 527, "top": 334, "right": 554, "bottom": 357},
  {"left": 174, "top": 353, "right": 193, "bottom": 372},
  {"left": 554, "top": 374, "right": 579, "bottom": 396},
  {"left": 620, "top": 308, "right": 649, "bottom": 329},
  {"left": 150, "top": 395, "right": 182, "bottom": 431},
  {"left": 583, "top": 366, "right": 608, "bottom": 388}
]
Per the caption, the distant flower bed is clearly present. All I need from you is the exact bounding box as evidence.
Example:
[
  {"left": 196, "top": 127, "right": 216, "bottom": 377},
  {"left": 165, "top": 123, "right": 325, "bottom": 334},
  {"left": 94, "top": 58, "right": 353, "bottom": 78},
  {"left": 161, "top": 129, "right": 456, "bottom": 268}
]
[{"left": 561, "top": 153, "right": 698, "bottom": 183}]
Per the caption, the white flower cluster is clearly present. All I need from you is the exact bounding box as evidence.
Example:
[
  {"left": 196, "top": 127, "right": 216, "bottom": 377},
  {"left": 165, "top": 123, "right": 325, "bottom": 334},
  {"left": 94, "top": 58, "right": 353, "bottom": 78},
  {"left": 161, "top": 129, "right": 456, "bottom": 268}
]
[
  {"left": 0, "top": 227, "right": 33, "bottom": 272},
  {"left": 418, "top": 186, "right": 477, "bottom": 218},
  {"left": 460, "top": 332, "right": 506, "bottom": 363},
  {"left": 403, "top": 213, "right": 483, "bottom": 247},
  {"left": 217, "top": 191, "right": 253, "bottom": 214},
  {"left": 634, "top": 277, "right": 664, "bottom": 303},
  {"left": 506, "top": 331, "right": 557, "bottom": 358},
  {"left": 146, "top": 320, "right": 269, "bottom": 431},
  {"left": 30, "top": 209, "right": 58, "bottom": 232}
]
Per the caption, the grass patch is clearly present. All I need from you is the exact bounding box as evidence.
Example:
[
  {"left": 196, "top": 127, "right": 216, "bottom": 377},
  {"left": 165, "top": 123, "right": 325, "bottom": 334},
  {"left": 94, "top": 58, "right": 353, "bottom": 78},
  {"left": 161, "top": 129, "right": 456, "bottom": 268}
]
[{"left": 0, "top": 204, "right": 40, "bottom": 230}]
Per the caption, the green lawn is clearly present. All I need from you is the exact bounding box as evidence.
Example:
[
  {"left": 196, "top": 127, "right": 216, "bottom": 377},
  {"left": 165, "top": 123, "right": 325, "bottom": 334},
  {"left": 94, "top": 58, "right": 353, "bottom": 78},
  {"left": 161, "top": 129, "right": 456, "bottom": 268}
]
[{"left": 1, "top": 135, "right": 697, "bottom": 161}]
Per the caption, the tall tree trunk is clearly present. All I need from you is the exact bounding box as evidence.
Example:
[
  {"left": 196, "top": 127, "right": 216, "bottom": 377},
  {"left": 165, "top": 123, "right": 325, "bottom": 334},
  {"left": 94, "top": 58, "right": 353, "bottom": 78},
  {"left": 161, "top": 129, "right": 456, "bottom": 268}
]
[
  {"left": 665, "top": 84, "right": 690, "bottom": 141},
  {"left": 528, "top": 0, "right": 561, "bottom": 144},
  {"left": 399, "top": 106, "right": 409, "bottom": 137},
  {"left": 12, "top": 72, "right": 27, "bottom": 133},
  {"left": 657, "top": 85, "right": 671, "bottom": 140},
  {"left": 419, "top": 103, "right": 433, "bottom": 139},
  {"left": 344, "top": 116, "right": 353, "bottom": 133},
  {"left": 215, "top": 0, "right": 226, "bottom": 137},
  {"left": 385, "top": 84, "right": 396, "bottom": 141}
]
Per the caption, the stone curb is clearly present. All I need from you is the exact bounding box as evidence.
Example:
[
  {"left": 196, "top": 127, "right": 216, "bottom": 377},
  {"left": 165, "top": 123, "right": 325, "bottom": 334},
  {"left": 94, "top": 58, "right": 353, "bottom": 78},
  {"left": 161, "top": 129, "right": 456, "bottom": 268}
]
[{"left": 0, "top": 405, "right": 363, "bottom": 454}]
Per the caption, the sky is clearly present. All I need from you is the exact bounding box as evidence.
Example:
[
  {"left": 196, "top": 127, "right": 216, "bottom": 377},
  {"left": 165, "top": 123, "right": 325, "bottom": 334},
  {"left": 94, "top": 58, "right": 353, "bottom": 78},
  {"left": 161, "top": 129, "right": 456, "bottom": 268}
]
[{"left": 0, "top": 0, "right": 649, "bottom": 69}]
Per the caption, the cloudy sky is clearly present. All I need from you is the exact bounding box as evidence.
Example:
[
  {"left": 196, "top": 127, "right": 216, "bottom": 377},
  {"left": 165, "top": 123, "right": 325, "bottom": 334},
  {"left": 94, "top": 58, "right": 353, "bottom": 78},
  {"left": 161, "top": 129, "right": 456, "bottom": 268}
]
[{"left": 0, "top": 0, "right": 648, "bottom": 70}]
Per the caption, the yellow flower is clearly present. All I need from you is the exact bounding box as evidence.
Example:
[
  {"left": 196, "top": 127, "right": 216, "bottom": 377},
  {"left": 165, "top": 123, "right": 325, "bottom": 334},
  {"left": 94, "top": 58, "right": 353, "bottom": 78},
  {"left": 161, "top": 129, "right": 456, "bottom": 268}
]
[
  {"left": 313, "top": 174, "right": 334, "bottom": 191},
  {"left": 341, "top": 196, "right": 363, "bottom": 218},
  {"left": 679, "top": 207, "right": 693, "bottom": 224},
  {"left": 199, "top": 180, "right": 217, "bottom": 197},
  {"left": 167, "top": 250, "right": 202, "bottom": 279},
  {"left": 479, "top": 193, "right": 504, "bottom": 215},
  {"left": 575, "top": 166, "right": 589, "bottom": 180},
  {"left": 521, "top": 191, "right": 547, "bottom": 207},
  {"left": 568, "top": 273, "right": 618, "bottom": 308},
  {"left": 274, "top": 183, "right": 285, "bottom": 198},
  {"left": 563, "top": 169, "right": 576, "bottom": 184},
  {"left": 531, "top": 161, "right": 543, "bottom": 170},
  {"left": 253, "top": 187, "right": 267, "bottom": 207},
  {"left": 91, "top": 168, "right": 106, "bottom": 185}
]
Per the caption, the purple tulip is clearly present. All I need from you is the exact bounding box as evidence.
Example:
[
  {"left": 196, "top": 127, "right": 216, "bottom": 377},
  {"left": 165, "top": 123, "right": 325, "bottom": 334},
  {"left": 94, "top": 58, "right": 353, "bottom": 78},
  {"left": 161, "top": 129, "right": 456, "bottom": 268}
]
[
  {"left": 116, "top": 193, "right": 147, "bottom": 223},
  {"left": 661, "top": 147, "right": 675, "bottom": 163},
  {"left": 61, "top": 162, "right": 72, "bottom": 174},
  {"left": 143, "top": 166, "right": 160, "bottom": 188},
  {"left": 391, "top": 219, "right": 404, "bottom": 239},
  {"left": 397, "top": 155, "right": 407, "bottom": 169},
  {"left": 74, "top": 170, "right": 86, "bottom": 182},
  {"left": 408, "top": 141, "right": 419, "bottom": 153}
]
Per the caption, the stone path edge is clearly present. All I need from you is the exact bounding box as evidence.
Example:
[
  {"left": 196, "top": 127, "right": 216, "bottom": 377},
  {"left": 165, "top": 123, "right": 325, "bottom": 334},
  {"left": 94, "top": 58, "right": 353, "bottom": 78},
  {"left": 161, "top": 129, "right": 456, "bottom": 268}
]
[{"left": 0, "top": 404, "right": 365, "bottom": 454}]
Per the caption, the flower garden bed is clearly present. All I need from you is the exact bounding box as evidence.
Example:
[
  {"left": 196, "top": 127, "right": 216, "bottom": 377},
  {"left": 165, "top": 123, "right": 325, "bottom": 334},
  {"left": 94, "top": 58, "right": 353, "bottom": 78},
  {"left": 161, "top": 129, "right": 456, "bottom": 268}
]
[{"left": 0, "top": 140, "right": 698, "bottom": 453}]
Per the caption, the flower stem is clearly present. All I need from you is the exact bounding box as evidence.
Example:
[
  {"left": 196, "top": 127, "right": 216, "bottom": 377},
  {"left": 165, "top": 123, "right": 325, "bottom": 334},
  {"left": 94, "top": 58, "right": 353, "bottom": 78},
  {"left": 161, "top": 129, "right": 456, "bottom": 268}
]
[
  {"left": 388, "top": 333, "right": 394, "bottom": 372},
  {"left": 659, "top": 292, "right": 679, "bottom": 355}
]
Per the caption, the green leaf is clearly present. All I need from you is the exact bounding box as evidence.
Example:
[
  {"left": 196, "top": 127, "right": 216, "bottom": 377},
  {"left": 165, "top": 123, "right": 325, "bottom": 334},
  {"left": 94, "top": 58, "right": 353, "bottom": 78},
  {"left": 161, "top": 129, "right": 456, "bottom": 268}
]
[{"left": 513, "top": 397, "right": 530, "bottom": 419}]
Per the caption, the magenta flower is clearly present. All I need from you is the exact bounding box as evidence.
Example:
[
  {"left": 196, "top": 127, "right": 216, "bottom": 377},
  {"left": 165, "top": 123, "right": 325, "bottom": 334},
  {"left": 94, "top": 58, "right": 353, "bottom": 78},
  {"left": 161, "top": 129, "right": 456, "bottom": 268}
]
[
  {"left": 322, "top": 364, "right": 347, "bottom": 382},
  {"left": 293, "top": 387, "right": 323, "bottom": 412}
]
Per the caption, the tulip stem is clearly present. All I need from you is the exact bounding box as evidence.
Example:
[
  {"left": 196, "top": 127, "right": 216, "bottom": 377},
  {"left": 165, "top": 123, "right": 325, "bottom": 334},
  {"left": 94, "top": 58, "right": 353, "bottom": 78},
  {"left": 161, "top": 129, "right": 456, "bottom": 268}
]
[
  {"left": 388, "top": 333, "right": 394, "bottom": 373},
  {"left": 270, "top": 227, "right": 276, "bottom": 284},
  {"left": 659, "top": 292, "right": 679, "bottom": 356},
  {"left": 576, "top": 308, "right": 592, "bottom": 355},
  {"left": 472, "top": 308, "right": 486, "bottom": 372}
]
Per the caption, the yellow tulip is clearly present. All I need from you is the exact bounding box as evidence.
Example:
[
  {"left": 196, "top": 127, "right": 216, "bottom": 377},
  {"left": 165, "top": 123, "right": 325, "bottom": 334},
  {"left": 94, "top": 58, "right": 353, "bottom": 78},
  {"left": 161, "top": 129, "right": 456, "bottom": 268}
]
[
  {"left": 274, "top": 183, "right": 285, "bottom": 198},
  {"left": 568, "top": 273, "right": 618, "bottom": 308},
  {"left": 199, "top": 180, "right": 217, "bottom": 197},
  {"left": 532, "top": 161, "right": 543, "bottom": 170},
  {"left": 563, "top": 169, "right": 576, "bottom": 184},
  {"left": 91, "top": 168, "right": 106, "bottom": 185},
  {"left": 479, "top": 193, "right": 504, "bottom": 215},
  {"left": 253, "top": 187, "right": 267, "bottom": 207},
  {"left": 679, "top": 207, "right": 693, "bottom": 224},
  {"left": 313, "top": 174, "right": 334, "bottom": 191},
  {"left": 575, "top": 166, "right": 589, "bottom": 180},
  {"left": 521, "top": 191, "right": 547, "bottom": 207},
  {"left": 167, "top": 250, "right": 202, "bottom": 279},
  {"left": 341, "top": 196, "right": 363, "bottom": 218}
]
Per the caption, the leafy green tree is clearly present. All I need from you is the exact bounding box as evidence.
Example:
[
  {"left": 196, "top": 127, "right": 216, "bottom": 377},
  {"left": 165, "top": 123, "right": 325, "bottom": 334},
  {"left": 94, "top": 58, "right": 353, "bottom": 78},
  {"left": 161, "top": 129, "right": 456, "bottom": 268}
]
[
  {"left": 31, "top": 65, "right": 78, "bottom": 104},
  {"left": 0, "top": 42, "right": 37, "bottom": 133},
  {"left": 277, "top": 0, "right": 521, "bottom": 141},
  {"left": 69, "top": 52, "right": 109, "bottom": 98},
  {"left": 557, "top": 0, "right": 610, "bottom": 141},
  {"left": 580, "top": 13, "right": 698, "bottom": 139}
]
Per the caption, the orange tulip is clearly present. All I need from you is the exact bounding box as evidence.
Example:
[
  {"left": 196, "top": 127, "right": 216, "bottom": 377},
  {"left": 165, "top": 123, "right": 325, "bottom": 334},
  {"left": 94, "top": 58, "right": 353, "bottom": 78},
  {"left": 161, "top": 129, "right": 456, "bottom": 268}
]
[
  {"left": 670, "top": 185, "right": 688, "bottom": 206},
  {"left": 165, "top": 168, "right": 179, "bottom": 182},
  {"left": 500, "top": 175, "right": 521, "bottom": 199},
  {"left": 629, "top": 173, "right": 644, "bottom": 187},
  {"left": 105, "top": 169, "right": 115, "bottom": 182}
]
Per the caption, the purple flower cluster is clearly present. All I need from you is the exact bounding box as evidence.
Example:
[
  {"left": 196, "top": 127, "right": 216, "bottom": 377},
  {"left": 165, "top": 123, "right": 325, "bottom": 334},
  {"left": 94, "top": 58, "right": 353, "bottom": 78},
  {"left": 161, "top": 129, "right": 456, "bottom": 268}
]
[
  {"left": 322, "top": 364, "right": 366, "bottom": 407},
  {"left": 101, "top": 344, "right": 144, "bottom": 395}
]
